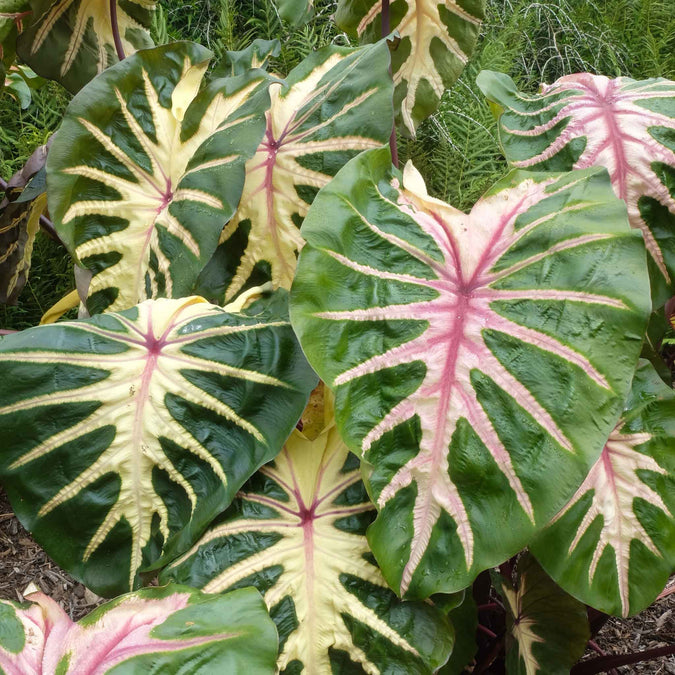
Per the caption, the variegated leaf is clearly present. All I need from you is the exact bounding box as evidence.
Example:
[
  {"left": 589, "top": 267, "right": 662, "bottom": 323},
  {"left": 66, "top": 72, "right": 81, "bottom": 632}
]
[
  {"left": 496, "top": 554, "right": 589, "bottom": 675},
  {"left": 477, "top": 72, "right": 675, "bottom": 307},
  {"left": 47, "top": 41, "right": 272, "bottom": 315},
  {"left": 0, "top": 293, "right": 316, "bottom": 596},
  {"left": 531, "top": 360, "right": 675, "bottom": 617},
  {"left": 16, "top": 0, "right": 155, "bottom": 92},
  {"left": 0, "top": 191, "right": 47, "bottom": 303},
  {"left": 0, "top": 585, "right": 277, "bottom": 673},
  {"left": 290, "top": 147, "right": 650, "bottom": 598},
  {"left": 161, "top": 387, "right": 453, "bottom": 674},
  {"left": 0, "top": 140, "right": 50, "bottom": 304},
  {"left": 335, "top": 0, "right": 485, "bottom": 136},
  {"left": 196, "top": 42, "right": 394, "bottom": 305}
]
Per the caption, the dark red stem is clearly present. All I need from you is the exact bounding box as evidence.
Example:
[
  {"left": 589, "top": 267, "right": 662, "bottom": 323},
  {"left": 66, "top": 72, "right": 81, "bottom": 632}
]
[
  {"left": 477, "top": 624, "right": 497, "bottom": 639},
  {"left": 571, "top": 645, "right": 675, "bottom": 674},
  {"left": 381, "top": 0, "right": 398, "bottom": 168},
  {"left": 657, "top": 583, "right": 675, "bottom": 601},
  {"left": 586, "top": 640, "right": 619, "bottom": 675},
  {"left": 110, "top": 0, "right": 125, "bottom": 61}
]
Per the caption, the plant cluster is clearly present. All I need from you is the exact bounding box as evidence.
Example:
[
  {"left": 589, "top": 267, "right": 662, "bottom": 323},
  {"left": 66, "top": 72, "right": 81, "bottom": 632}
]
[{"left": 0, "top": 0, "right": 674, "bottom": 673}]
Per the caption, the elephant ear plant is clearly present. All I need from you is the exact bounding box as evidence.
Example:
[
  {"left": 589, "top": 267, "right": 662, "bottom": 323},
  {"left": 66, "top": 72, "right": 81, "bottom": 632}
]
[
  {"left": 1, "top": 0, "right": 675, "bottom": 672},
  {"left": 478, "top": 72, "right": 675, "bottom": 307}
]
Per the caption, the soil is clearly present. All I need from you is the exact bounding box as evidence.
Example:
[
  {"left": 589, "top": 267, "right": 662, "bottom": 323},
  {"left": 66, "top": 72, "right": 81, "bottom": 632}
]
[{"left": 0, "top": 486, "right": 673, "bottom": 672}]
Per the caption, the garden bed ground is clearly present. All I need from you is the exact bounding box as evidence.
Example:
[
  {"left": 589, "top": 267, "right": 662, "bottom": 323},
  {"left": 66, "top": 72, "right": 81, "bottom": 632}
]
[{"left": 1, "top": 486, "right": 673, "bottom": 672}]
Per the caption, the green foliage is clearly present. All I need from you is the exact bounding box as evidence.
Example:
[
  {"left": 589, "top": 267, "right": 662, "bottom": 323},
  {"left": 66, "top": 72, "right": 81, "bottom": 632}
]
[
  {"left": 400, "top": 0, "right": 675, "bottom": 209},
  {"left": 157, "top": 0, "right": 344, "bottom": 76},
  {"left": 1, "top": 0, "right": 675, "bottom": 671}
]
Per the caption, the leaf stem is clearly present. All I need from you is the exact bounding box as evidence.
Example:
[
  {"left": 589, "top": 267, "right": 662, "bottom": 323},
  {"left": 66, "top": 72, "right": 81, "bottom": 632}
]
[
  {"left": 571, "top": 645, "right": 675, "bottom": 674},
  {"left": 381, "top": 0, "right": 398, "bottom": 168},
  {"left": 109, "top": 0, "right": 125, "bottom": 61},
  {"left": 586, "top": 640, "right": 619, "bottom": 675},
  {"left": 477, "top": 623, "right": 497, "bottom": 639}
]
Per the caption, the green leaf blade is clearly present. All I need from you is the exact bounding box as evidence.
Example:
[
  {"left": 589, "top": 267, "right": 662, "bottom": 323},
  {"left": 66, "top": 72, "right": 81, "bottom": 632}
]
[
  {"left": 161, "top": 391, "right": 453, "bottom": 674},
  {"left": 196, "top": 42, "right": 394, "bottom": 305},
  {"left": 531, "top": 360, "right": 675, "bottom": 617},
  {"left": 335, "top": 0, "right": 485, "bottom": 135},
  {"left": 496, "top": 554, "right": 590, "bottom": 675},
  {"left": 290, "top": 147, "right": 650, "bottom": 598},
  {"left": 0, "top": 293, "right": 316, "bottom": 596},
  {"left": 47, "top": 41, "right": 272, "bottom": 314},
  {"left": 0, "top": 586, "right": 278, "bottom": 673},
  {"left": 16, "top": 0, "right": 156, "bottom": 92},
  {"left": 478, "top": 71, "right": 675, "bottom": 308}
]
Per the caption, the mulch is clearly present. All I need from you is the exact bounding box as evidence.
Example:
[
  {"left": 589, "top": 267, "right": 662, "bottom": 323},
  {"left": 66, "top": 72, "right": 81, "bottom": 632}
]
[{"left": 0, "top": 485, "right": 673, "bottom": 672}]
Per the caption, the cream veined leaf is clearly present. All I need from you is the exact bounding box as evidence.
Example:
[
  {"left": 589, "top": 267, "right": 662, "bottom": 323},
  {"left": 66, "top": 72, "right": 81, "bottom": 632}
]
[
  {"left": 290, "top": 147, "right": 650, "bottom": 598},
  {"left": 0, "top": 293, "right": 316, "bottom": 597},
  {"left": 496, "top": 554, "right": 589, "bottom": 675},
  {"left": 16, "top": 0, "right": 156, "bottom": 92},
  {"left": 0, "top": 585, "right": 278, "bottom": 673},
  {"left": 196, "top": 42, "right": 394, "bottom": 305},
  {"left": 477, "top": 72, "right": 675, "bottom": 307},
  {"left": 335, "top": 0, "right": 485, "bottom": 136},
  {"left": 47, "top": 41, "right": 272, "bottom": 315},
  {"left": 531, "top": 360, "right": 675, "bottom": 617},
  {"left": 161, "top": 387, "right": 453, "bottom": 674}
]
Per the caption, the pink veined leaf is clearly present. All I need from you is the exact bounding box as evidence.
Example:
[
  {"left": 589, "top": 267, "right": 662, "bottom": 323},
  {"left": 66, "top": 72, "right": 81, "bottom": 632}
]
[
  {"left": 0, "top": 586, "right": 277, "bottom": 673},
  {"left": 478, "top": 71, "right": 675, "bottom": 305},
  {"left": 532, "top": 360, "right": 675, "bottom": 617},
  {"left": 291, "top": 147, "right": 650, "bottom": 597}
]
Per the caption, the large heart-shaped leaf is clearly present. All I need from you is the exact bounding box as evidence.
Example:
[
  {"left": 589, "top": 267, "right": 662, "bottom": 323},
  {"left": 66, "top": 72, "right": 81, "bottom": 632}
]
[
  {"left": 0, "top": 585, "right": 277, "bottom": 673},
  {"left": 335, "top": 0, "right": 485, "bottom": 136},
  {"left": 0, "top": 293, "right": 316, "bottom": 596},
  {"left": 290, "top": 147, "right": 650, "bottom": 598},
  {"left": 531, "top": 360, "right": 675, "bottom": 617},
  {"left": 161, "top": 388, "right": 453, "bottom": 674},
  {"left": 477, "top": 71, "right": 675, "bottom": 307},
  {"left": 47, "top": 41, "right": 271, "bottom": 315},
  {"left": 196, "top": 42, "right": 394, "bottom": 305},
  {"left": 495, "top": 554, "right": 589, "bottom": 675},
  {"left": 16, "top": 0, "right": 155, "bottom": 92}
]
